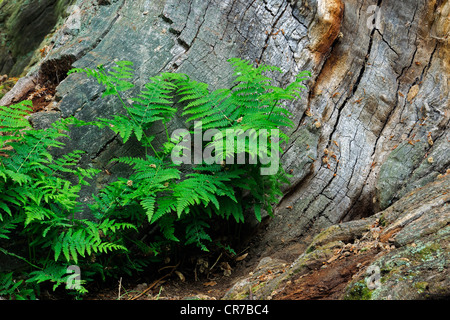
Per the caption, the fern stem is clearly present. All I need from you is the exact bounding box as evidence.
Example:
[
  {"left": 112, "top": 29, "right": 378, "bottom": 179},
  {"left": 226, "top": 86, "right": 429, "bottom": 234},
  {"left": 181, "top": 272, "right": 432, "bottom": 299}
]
[
  {"left": 113, "top": 88, "right": 161, "bottom": 159},
  {"left": 267, "top": 99, "right": 279, "bottom": 120},
  {"left": 0, "top": 247, "right": 42, "bottom": 270},
  {"left": 15, "top": 133, "right": 46, "bottom": 173},
  {"left": 96, "top": 67, "right": 161, "bottom": 160},
  {"left": 163, "top": 122, "right": 170, "bottom": 143}
]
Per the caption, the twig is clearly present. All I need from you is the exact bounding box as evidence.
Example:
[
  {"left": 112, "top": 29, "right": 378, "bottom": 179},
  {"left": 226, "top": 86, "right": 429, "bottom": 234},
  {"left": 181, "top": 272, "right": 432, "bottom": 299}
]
[
  {"left": 118, "top": 277, "right": 122, "bottom": 300},
  {"left": 129, "top": 262, "right": 180, "bottom": 300},
  {"left": 129, "top": 274, "right": 169, "bottom": 300},
  {"left": 208, "top": 252, "right": 223, "bottom": 274},
  {"left": 237, "top": 246, "right": 250, "bottom": 257},
  {"left": 158, "top": 264, "right": 180, "bottom": 273}
]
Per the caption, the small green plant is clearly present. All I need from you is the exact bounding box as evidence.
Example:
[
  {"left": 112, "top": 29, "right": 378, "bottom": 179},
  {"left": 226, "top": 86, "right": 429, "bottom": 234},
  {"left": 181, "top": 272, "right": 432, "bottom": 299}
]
[
  {"left": 344, "top": 280, "right": 373, "bottom": 300},
  {"left": 0, "top": 58, "right": 310, "bottom": 299}
]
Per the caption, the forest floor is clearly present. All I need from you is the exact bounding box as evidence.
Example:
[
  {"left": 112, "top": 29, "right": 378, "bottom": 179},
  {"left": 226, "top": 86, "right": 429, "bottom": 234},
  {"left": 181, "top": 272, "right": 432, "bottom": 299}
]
[
  {"left": 74, "top": 247, "right": 378, "bottom": 301},
  {"left": 71, "top": 230, "right": 380, "bottom": 301}
]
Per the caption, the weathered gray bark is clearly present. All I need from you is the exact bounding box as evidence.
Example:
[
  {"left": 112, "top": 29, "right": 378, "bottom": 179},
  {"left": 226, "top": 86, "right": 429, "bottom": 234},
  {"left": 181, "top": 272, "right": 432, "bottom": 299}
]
[
  {"left": 224, "top": 173, "right": 450, "bottom": 300},
  {"left": 1, "top": 0, "right": 449, "bottom": 298}
]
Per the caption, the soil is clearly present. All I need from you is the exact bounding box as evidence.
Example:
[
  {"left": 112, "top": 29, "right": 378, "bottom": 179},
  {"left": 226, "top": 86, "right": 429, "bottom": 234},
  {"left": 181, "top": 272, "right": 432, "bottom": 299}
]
[
  {"left": 84, "top": 270, "right": 245, "bottom": 301},
  {"left": 80, "top": 243, "right": 265, "bottom": 301},
  {"left": 72, "top": 247, "right": 380, "bottom": 301}
]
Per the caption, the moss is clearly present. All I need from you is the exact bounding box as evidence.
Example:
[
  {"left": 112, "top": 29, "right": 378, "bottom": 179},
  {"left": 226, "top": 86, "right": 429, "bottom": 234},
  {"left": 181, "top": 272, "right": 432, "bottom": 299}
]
[
  {"left": 344, "top": 281, "right": 373, "bottom": 300},
  {"left": 414, "top": 281, "right": 429, "bottom": 294},
  {"left": 379, "top": 214, "right": 387, "bottom": 227},
  {"left": 310, "top": 225, "right": 339, "bottom": 245},
  {"left": 251, "top": 282, "right": 266, "bottom": 294},
  {"left": 226, "top": 281, "right": 266, "bottom": 300},
  {"left": 227, "top": 291, "right": 248, "bottom": 300},
  {"left": 411, "top": 242, "right": 442, "bottom": 262},
  {"left": 378, "top": 266, "right": 395, "bottom": 284},
  {"left": 397, "top": 271, "right": 417, "bottom": 282}
]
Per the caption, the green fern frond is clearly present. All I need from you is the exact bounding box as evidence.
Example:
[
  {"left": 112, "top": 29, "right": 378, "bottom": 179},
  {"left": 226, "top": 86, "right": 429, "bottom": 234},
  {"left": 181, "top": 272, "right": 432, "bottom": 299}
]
[
  {"left": 0, "top": 100, "right": 32, "bottom": 134},
  {"left": 0, "top": 272, "right": 27, "bottom": 299},
  {"left": 184, "top": 216, "right": 212, "bottom": 251},
  {"left": 0, "top": 215, "right": 21, "bottom": 239},
  {"left": 69, "top": 61, "right": 134, "bottom": 97},
  {"left": 53, "top": 222, "right": 129, "bottom": 264},
  {"left": 151, "top": 194, "right": 176, "bottom": 223},
  {"left": 141, "top": 196, "right": 156, "bottom": 222},
  {"left": 159, "top": 214, "right": 179, "bottom": 242}
]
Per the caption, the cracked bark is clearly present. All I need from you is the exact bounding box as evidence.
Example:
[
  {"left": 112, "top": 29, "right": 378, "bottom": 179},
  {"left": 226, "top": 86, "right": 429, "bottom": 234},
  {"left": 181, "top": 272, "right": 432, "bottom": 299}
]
[{"left": 3, "top": 0, "right": 449, "bottom": 258}]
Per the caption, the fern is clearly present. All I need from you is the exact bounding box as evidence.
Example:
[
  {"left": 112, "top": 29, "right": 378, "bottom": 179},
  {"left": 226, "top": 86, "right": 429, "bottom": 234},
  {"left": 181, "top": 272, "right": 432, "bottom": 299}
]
[
  {"left": 0, "top": 101, "right": 132, "bottom": 298},
  {"left": 158, "top": 214, "right": 179, "bottom": 242},
  {"left": 0, "top": 100, "right": 32, "bottom": 136},
  {"left": 0, "top": 272, "right": 37, "bottom": 300},
  {"left": 0, "top": 57, "right": 310, "bottom": 299},
  {"left": 68, "top": 61, "right": 135, "bottom": 97},
  {"left": 52, "top": 219, "right": 134, "bottom": 264},
  {"left": 71, "top": 58, "right": 309, "bottom": 256},
  {"left": 26, "top": 263, "right": 72, "bottom": 292},
  {"left": 184, "top": 215, "right": 212, "bottom": 252},
  {"left": 0, "top": 215, "right": 21, "bottom": 239},
  {"left": 129, "top": 73, "right": 178, "bottom": 126}
]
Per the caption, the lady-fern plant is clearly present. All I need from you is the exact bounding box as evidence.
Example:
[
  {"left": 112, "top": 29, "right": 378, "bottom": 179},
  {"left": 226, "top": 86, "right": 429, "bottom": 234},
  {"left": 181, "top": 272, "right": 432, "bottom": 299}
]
[
  {"left": 71, "top": 58, "right": 310, "bottom": 253},
  {"left": 0, "top": 101, "right": 135, "bottom": 298},
  {"left": 0, "top": 57, "right": 309, "bottom": 299}
]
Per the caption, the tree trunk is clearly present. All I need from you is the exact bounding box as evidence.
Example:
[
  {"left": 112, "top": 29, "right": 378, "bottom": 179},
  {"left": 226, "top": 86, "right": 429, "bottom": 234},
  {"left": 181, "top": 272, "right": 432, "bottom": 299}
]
[{"left": 1, "top": 0, "right": 449, "bottom": 268}]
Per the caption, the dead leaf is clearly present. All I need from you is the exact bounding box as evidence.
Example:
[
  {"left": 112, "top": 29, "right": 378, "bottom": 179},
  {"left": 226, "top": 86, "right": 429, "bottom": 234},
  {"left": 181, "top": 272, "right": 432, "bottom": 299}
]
[
  {"left": 175, "top": 271, "right": 185, "bottom": 282},
  {"left": 327, "top": 255, "right": 339, "bottom": 264},
  {"left": 203, "top": 281, "right": 217, "bottom": 287},
  {"left": 407, "top": 85, "right": 419, "bottom": 102},
  {"left": 235, "top": 253, "right": 248, "bottom": 262},
  {"left": 196, "top": 258, "right": 209, "bottom": 274}
]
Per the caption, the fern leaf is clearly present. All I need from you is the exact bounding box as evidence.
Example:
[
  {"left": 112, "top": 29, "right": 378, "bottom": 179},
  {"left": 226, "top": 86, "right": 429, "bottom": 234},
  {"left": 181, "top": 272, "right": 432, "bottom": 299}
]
[
  {"left": 184, "top": 218, "right": 212, "bottom": 251},
  {"left": 141, "top": 196, "right": 156, "bottom": 222},
  {"left": 151, "top": 195, "right": 177, "bottom": 223},
  {"left": 159, "top": 214, "right": 179, "bottom": 242}
]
